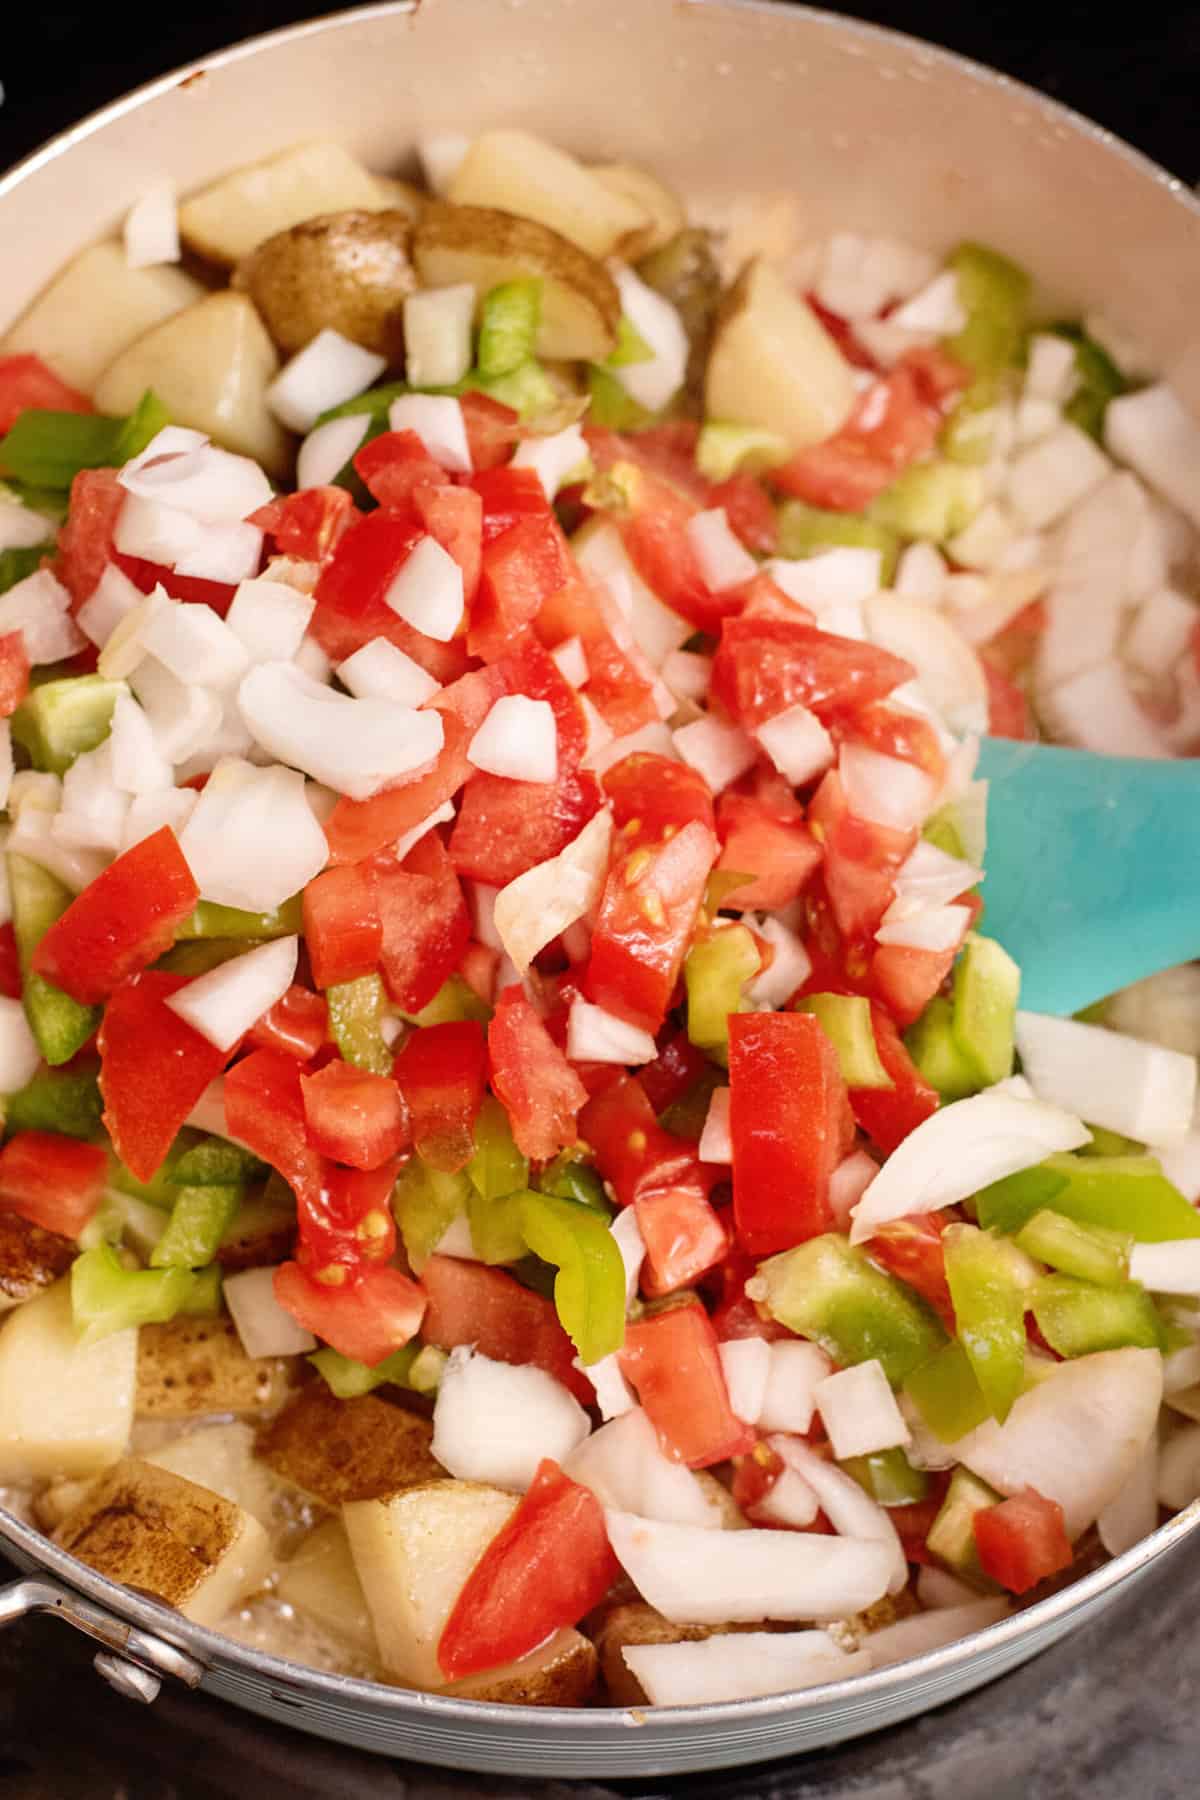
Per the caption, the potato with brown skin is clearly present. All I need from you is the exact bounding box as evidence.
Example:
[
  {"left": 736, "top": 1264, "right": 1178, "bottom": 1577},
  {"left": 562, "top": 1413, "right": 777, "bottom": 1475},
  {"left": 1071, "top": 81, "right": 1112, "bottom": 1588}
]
[
  {"left": 437, "top": 1628, "right": 598, "bottom": 1706},
  {"left": 0, "top": 1211, "right": 75, "bottom": 1314},
  {"left": 592, "top": 1600, "right": 774, "bottom": 1706},
  {"left": 235, "top": 210, "right": 418, "bottom": 360},
  {"left": 592, "top": 163, "right": 687, "bottom": 260},
  {"left": 136, "top": 1315, "right": 294, "bottom": 1420},
  {"left": 412, "top": 203, "right": 620, "bottom": 363},
  {"left": 255, "top": 1382, "right": 444, "bottom": 1508}
]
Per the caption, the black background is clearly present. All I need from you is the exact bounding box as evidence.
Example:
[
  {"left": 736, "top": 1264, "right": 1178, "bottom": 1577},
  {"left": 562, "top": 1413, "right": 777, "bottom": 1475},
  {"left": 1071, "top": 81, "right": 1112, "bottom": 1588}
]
[{"left": 0, "top": 3, "right": 1197, "bottom": 182}]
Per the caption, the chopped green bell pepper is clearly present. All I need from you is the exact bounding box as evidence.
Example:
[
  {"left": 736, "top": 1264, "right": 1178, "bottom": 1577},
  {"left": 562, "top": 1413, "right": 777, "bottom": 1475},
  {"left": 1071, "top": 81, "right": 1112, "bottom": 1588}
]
[
  {"left": 180, "top": 1263, "right": 222, "bottom": 1317},
  {"left": 696, "top": 422, "right": 789, "bottom": 482},
  {"left": 951, "top": 935, "right": 1019, "bottom": 1088},
  {"left": 978, "top": 1152, "right": 1200, "bottom": 1242},
  {"left": 1031, "top": 1273, "right": 1165, "bottom": 1357},
  {"left": 757, "top": 1233, "right": 946, "bottom": 1385},
  {"left": 871, "top": 460, "right": 984, "bottom": 542},
  {"left": 841, "top": 1446, "right": 930, "bottom": 1507},
  {"left": 943, "top": 1223, "right": 1034, "bottom": 1422},
  {"left": 8, "top": 850, "right": 100, "bottom": 1067},
  {"left": 310, "top": 1343, "right": 419, "bottom": 1399},
  {"left": 327, "top": 973, "right": 393, "bottom": 1075},
  {"left": 904, "top": 995, "right": 980, "bottom": 1102},
  {"left": 658, "top": 1067, "right": 725, "bottom": 1143},
  {"left": 944, "top": 242, "right": 1031, "bottom": 375},
  {"left": 392, "top": 1160, "right": 469, "bottom": 1273},
  {"left": 0, "top": 389, "right": 168, "bottom": 491},
  {"left": 156, "top": 939, "right": 257, "bottom": 978},
  {"left": 1050, "top": 322, "right": 1127, "bottom": 441},
  {"left": 110, "top": 1134, "right": 198, "bottom": 1208},
  {"left": 775, "top": 500, "right": 900, "bottom": 580},
  {"left": 402, "top": 973, "right": 491, "bottom": 1028},
  {"left": 1014, "top": 1209, "right": 1131, "bottom": 1288},
  {"left": 685, "top": 925, "right": 760, "bottom": 1060},
  {"left": 0, "top": 546, "right": 43, "bottom": 596},
  {"left": 925, "top": 1464, "right": 1003, "bottom": 1576},
  {"left": 5, "top": 1061, "right": 102, "bottom": 1140},
  {"left": 169, "top": 1136, "right": 267, "bottom": 1189},
  {"left": 467, "top": 1095, "right": 529, "bottom": 1202},
  {"left": 176, "top": 896, "right": 302, "bottom": 940},
  {"left": 903, "top": 1339, "right": 991, "bottom": 1442},
  {"left": 939, "top": 376, "right": 1002, "bottom": 466},
  {"left": 468, "top": 1187, "right": 528, "bottom": 1264},
  {"left": 797, "top": 993, "right": 893, "bottom": 1090},
  {"left": 149, "top": 1184, "right": 242, "bottom": 1269},
  {"left": 476, "top": 279, "right": 542, "bottom": 378},
  {"left": 70, "top": 1244, "right": 209, "bottom": 1346},
  {"left": 520, "top": 1191, "right": 626, "bottom": 1365},
  {"left": 922, "top": 803, "right": 968, "bottom": 862},
  {"left": 587, "top": 363, "right": 652, "bottom": 431},
  {"left": 537, "top": 1152, "right": 610, "bottom": 1214},
  {"left": 607, "top": 316, "right": 655, "bottom": 368},
  {"left": 11, "top": 674, "right": 124, "bottom": 776},
  {"left": 1078, "top": 1124, "right": 1143, "bottom": 1158}
]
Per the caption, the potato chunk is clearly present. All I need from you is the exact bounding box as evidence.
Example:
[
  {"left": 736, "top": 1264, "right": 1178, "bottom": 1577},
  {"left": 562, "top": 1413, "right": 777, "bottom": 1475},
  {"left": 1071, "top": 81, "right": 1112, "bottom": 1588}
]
[
  {"left": 592, "top": 1600, "right": 772, "bottom": 1706},
  {"left": 255, "top": 1382, "right": 443, "bottom": 1507},
  {"left": 54, "top": 1457, "right": 272, "bottom": 1627},
  {"left": 0, "top": 1279, "right": 135, "bottom": 1482},
  {"left": 413, "top": 203, "right": 619, "bottom": 363},
  {"left": 178, "top": 140, "right": 391, "bottom": 266},
  {"left": 0, "top": 1211, "right": 75, "bottom": 1315},
  {"left": 93, "top": 292, "right": 290, "bottom": 476},
  {"left": 276, "top": 1519, "right": 378, "bottom": 1661},
  {"left": 592, "top": 163, "right": 687, "bottom": 259},
  {"left": 136, "top": 1315, "right": 293, "bottom": 1419},
  {"left": 235, "top": 210, "right": 416, "bottom": 359},
  {"left": 143, "top": 1419, "right": 289, "bottom": 1528},
  {"left": 437, "top": 1627, "right": 598, "bottom": 1706},
  {"left": 448, "top": 130, "right": 648, "bottom": 260},
  {"left": 2, "top": 242, "right": 206, "bottom": 391},
  {"left": 705, "top": 257, "right": 857, "bottom": 452},
  {"left": 342, "top": 1478, "right": 515, "bottom": 1688}
]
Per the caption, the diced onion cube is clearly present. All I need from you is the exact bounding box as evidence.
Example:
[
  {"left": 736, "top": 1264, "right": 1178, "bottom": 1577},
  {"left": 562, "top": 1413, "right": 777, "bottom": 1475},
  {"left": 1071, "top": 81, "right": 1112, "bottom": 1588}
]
[
  {"left": 584, "top": 719, "right": 678, "bottom": 776},
  {"left": 0, "top": 568, "right": 86, "bottom": 665},
  {"left": 387, "top": 394, "right": 472, "bottom": 473},
  {"left": 119, "top": 438, "right": 273, "bottom": 525},
  {"left": 0, "top": 994, "right": 42, "bottom": 1093},
  {"left": 757, "top": 703, "right": 835, "bottom": 786},
  {"left": 123, "top": 180, "right": 180, "bottom": 268},
  {"left": 829, "top": 1149, "right": 879, "bottom": 1230},
  {"left": 840, "top": 741, "right": 937, "bottom": 831},
  {"left": 112, "top": 492, "right": 202, "bottom": 567},
  {"left": 672, "top": 715, "right": 757, "bottom": 792},
  {"left": 76, "top": 563, "right": 143, "bottom": 650},
  {"left": 383, "top": 534, "right": 465, "bottom": 642},
  {"left": 611, "top": 266, "right": 689, "bottom": 413},
  {"left": 142, "top": 600, "right": 250, "bottom": 690},
  {"left": 224, "top": 1265, "right": 317, "bottom": 1359},
  {"left": 758, "top": 1340, "right": 834, "bottom": 1434},
  {"left": 662, "top": 649, "right": 712, "bottom": 703},
  {"left": 815, "top": 1359, "right": 911, "bottom": 1458},
  {"left": 336, "top": 637, "right": 441, "bottom": 707},
  {"left": 745, "top": 914, "right": 813, "bottom": 1009},
  {"left": 267, "top": 329, "right": 387, "bottom": 435},
  {"left": 226, "top": 578, "right": 315, "bottom": 663},
  {"left": 108, "top": 693, "right": 174, "bottom": 794},
  {"left": 296, "top": 412, "right": 370, "bottom": 492},
  {"left": 402, "top": 284, "right": 475, "bottom": 389},
  {"left": 178, "top": 758, "right": 330, "bottom": 913},
  {"left": 718, "top": 1338, "right": 770, "bottom": 1424},
  {"left": 0, "top": 498, "right": 52, "bottom": 551},
  {"left": 467, "top": 694, "right": 557, "bottom": 783},
  {"left": 1025, "top": 333, "right": 1079, "bottom": 403},
  {"left": 767, "top": 547, "right": 882, "bottom": 608},
  {"left": 1105, "top": 383, "right": 1200, "bottom": 531},
  {"left": 432, "top": 1346, "right": 590, "bottom": 1492},
  {"left": 874, "top": 905, "right": 971, "bottom": 952},
  {"left": 1006, "top": 423, "right": 1110, "bottom": 531},
  {"left": 512, "top": 423, "right": 590, "bottom": 500},
  {"left": 566, "top": 998, "right": 657, "bottom": 1066},
  {"left": 549, "top": 636, "right": 589, "bottom": 689},
  {"left": 122, "top": 788, "right": 198, "bottom": 853},
  {"left": 172, "top": 520, "right": 263, "bottom": 586},
  {"left": 166, "top": 935, "right": 299, "bottom": 1052},
  {"left": 685, "top": 508, "right": 758, "bottom": 593},
  {"left": 888, "top": 270, "right": 966, "bottom": 335},
  {"left": 129, "top": 656, "right": 224, "bottom": 763},
  {"left": 893, "top": 541, "right": 947, "bottom": 603},
  {"left": 238, "top": 662, "right": 445, "bottom": 802}
]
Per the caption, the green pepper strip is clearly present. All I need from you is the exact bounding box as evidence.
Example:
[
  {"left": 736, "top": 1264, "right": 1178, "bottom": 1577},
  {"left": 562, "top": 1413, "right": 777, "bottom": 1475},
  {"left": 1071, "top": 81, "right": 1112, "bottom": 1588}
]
[
  {"left": 70, "top": 1244, "right": 214, "bottom": 1346},
  {"left": 309, "top": 1344, "right": 420, "bottom": 1399},
  {"left": 977, "top": 1153, "right": 1200, "bottom": 1242},
  {"left": 5, "top": 1062, "right": 103, "bottom": 1140},
  {"left": 520, "top": 1192, "right": 626, "bottom": 1366},
  {"left": 1014, "top": 1209, "right": 1131, "bottom": 1288},
  {"left": 758, "top": 1233, "right": 946, "bottom": 1385},
  {"left": 685, "top": 925, "right": 760, "bottom": 1060},
  {"left": 903, "top": 1340, "right": 991, "bottom": 1442},
  {"left": 476, "top": 279, "right": 543, "bottom": 378},
  {"left": 1030, "top": 1273, "right": 1165, "bottom": 1357},
  {"left": 841, "top": 1446, "right": 929, "bottom": 1506},
  {"left": 392, "top": 1161, "right": 469, "bottom": 1274},
  {"left": 942, "top": 1223, "right": 1031, "bottom": 1423},
  {"left": 797, "top": 993, "right": 893, "bottom": 1090},
  {"left": 327, "top": 974, "right": 393, "bottom": 1075},
  {"left": 149, "top": 1185, "right": 243, "bottom": 1269}
]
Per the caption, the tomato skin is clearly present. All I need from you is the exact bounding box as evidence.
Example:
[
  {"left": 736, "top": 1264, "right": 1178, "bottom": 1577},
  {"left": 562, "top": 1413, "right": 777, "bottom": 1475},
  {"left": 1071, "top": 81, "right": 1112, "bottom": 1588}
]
[
  {"left": 248, "top": 985, "right": 328, "bottom": 1062},
  {"left": 0, "top": 354, "right": 93, "bottom": 433},
  {"left": 393, "top": 1020, "right": 486, "bottom": 1174},
  {"left": 870, "top": 941, "right": 958, "bottom": 1029},
  {"left": 488, "top": 986, "right": 588, "bottom": 1163},
  {"left": 578, "top": 1074, "right": 697, "bottom": 1209},
  {"left": 810, "top": 769, "right": 915, "bottom": 941},
  {"left": 309, "top": 509, "right": 466, "bottom": 679},
  {"left": 250, "top": 486, "right": 356, "bottom": 561},
  {"left": 712, "top": 616, "right": 915, "bottom": 731},
  {"left": 708, "top": 472, "right": 779, "bottom": 555},
  {"left": 982, "top": 661, "right": 1037, "bottom": 740},
  {"left": 639, "top": 1029, "right": 711, "bottom": 1114},
  {"left": 636, "top": 1179, "right": 729, "bottom": 1296},
  {"left": 716, "top": 793, "right": 823, "bottom": 912},
  {"left": 223, "top": 1048, "right": 325, "bottom": 1207},
  {"left": 469, "top": 513, "right": 571, "bottom": 662},
  {"left": 0, "top": 632, "right": 31, "bottom": 719},
  {"left": 99, "top": 973, "right": 231, "bottom": 1183},
  {"left": 459, "top": 392, "right": 522, "bottom": 470},
  {"left": 31, "top": 828, "right": 199, "bottom": 1005},
  {"left": 805, "top": 295, "right": 879, "bottom": 371},
  {"left": 303, "top": 864, "right": 382, "bottom": 991},
  {"left": 585, "top": 818, "right": 716, "bottom": 1036},
  {"left": 834, "top": 701, "right": 947, "bottom": 779},
  {"left": 867, "top": 1213, "right": 956, "bottom": 1331},
  {"left": 469, "top": 466, "right": 553, "bottom": 542},
  {"left": 0, "top": 1130, "right": 108, "bottom": 1237},
  {"left": 535, "top": 572, "right": 660, "bottom": 738},
  {"left": 55, "top": 469, "right": 126, "bottom": 607},
  {"left": 850, "top": 1006, "right": 940, "bottom": 1156},
  {"left": 300, "top": 1058, "right": 409, "bottom": 1170},
  {"left": 374, "top": 833, "right": 471, "bottom": 1017},
  {"left": 973, "top": 1487, "right": 1073, "bottom": 1594},
  {"left": 415, "top": 482, "right": 483, "bottom": 607},
  {"left": 710, "top": 1253, "right": 795, "bottom": 1342},
  {"left": 113, "top": 553, "right": 239, "bottom": 617},
  {"left": 728, "top": 1011, "right": 846, "bottom": 1256},
  {"left": 438, "top": 1458, "right": 620, "bottom": 1679},
  {"left": 354, "top": 431, "right": 446, "bottom": 507},
  {"left": 421, "top": 1254, "right": 592, "bottom": 1402},
  {"left": 602, "top": 753, "right": 715, "bottom": 849},
  {"left": 771, "top": 365, "right": 940, "bottom": 512},
  {"left": 0, "top": 923, "right": 20, "bottom": 1000},
  {"left": 619, "top": 1302, "right": 755, "bottom": 1467},
  {"left": 273, "top": 1260, "right": 426, "bottom": 1366},
  {"left": 449, "top": 766, "right": 602, "bottom": 889},
  {"left": 297, "top": 1158, "right": 402, "bottom": 1274}
]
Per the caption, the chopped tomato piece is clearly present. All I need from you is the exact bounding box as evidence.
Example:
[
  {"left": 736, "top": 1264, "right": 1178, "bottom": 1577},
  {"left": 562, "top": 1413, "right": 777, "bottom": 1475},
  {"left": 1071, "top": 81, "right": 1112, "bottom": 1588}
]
[
  {"left": 973, "top": 1487, "right": 1074, "bottom": 1595},
  {"left": 469, "top": 513, "right": 571, "bottom": 662},
  {"left": 113, "top": 552, "right": 239, "bottom": 617},
  {"left": 535, "top": 572, "right": 661, "bottom": 738},
  {"left": 0, "top": 923, "right": 20, "bottom": 1000},
  {"left": 772, "top": 365, "right": 940, "bottom": 512},
  {"left": 309, "top": 508, "right": 465, "bottom": 678},
  {"left": 899, "top": 344, "right": 971, "bottom": 410},
  {"left": 834, "top": 701, "right": 947, "bottom": 779},
  {"left": 585, "top": 818, "right": 716, "bottom": 1035},
  {"left": 728, "top": 1011, "right": 846, "bottom": 1256},
  {"left": 602, "top": 753, "right": 715, "bottom": 848},
  {"left": 635, "top": 1179, "right": 728, "bottom": 1296},
  {"left": 223, "top": 1048, "right": 324, "bottom": 1206},
  {"left": 982, "top": 661, "right": 1037, "bottom": 740},
  {"left": 298, "top": 1159, "right": 401, "bottom": 1275},
  {"left": 850, "top": 1007, "right": 940, "bottom": 1156},
  {"left": 375, "top": 833, "right": 471, "bottom": 1016},
  {"left": 250, "top": 486, "right": 356, "bottom": 561},
  {"left": 710, "top": 1253, "right": 795, "bottom": 1342},
  {"left": 414, "top": 482, "right": 483, "bottom": 606},
  {"left": 449, "top": 766, "right": 602, "bottom": 888},
  {"left": 0, "top": 354, "right": 93, "bottom": 433},
  {"left": 248, "top": 985, "right": 328, "bottom": 1062},
  {"left": 469, "top": 465, "right": 553, "bottom": 541},
  {"left": 639, "top": 1029, "right": 711, "bottom": 1113},
  {"left": 55, "top": 468, "right": 125, "bottom": 607},
  {"left": 353, "top": 431, "right": 446, "bottom": 508},
  {"left": 0, "top": 631, "right": 30, "bottom": 719},
  {"left": 730, "top": 1441, "right": 788, "bottom": 1520},
  {"left": 32, "top": 828, "right": 199, "bottom": 1005},
  {"left": 98, "top": 973, "right": 230, "bottom": 1183},
  {"left": 712, "top": 616, "right": 914, "bottom": 730},
  {"left": 500, "top": 637, "right": 588, "bottom": 770},
  {"left": 810, "top": 769, "right": 915, "bottom": 941},
  {"left": 460, "top": 939, "right": 499, "bottom": 1005},
  {"left": 619, "top": 1302, "right": 754, "bottom": 1467},
  {"left": 459, "top": 392, "right": 522, "bottom": 470},
  {"left": 300, "top": 1059, "right": 409, "bottom": 1170},
  {"left": 438, "top": 1459, "right": 620, "bottom": 1679},
  {"left": 421, "top": 1254, "right": 591, "bottom": 1402},
  {"left": 707, "top": 472, "right": 779, "bottom": 555},
  {"left": 868, "top": 1213, "right": 956, "bottom": 1332},
  {"left": 804, "top": 295, "right": 879, "bottom": 371},
  {"left": 393, "top": 1019, "right": 486, "bottom": 1173},
  {"left": 273, "top": 1260, "right": 425, "bottom": 1366},
  {"left": 870, "top": 941, "right": 958, "bottom": 1029},
  {"left": 488, "top": 986, "right": 588, "bottom": 1163},
  {"left": 0, "top": 1130, "right": 107, "bottom": 1237},
  {"left": 303, "top": 864, "right": 382, "bottom": 990},
  {"left": 715, "top": 792, "right": 823, "bottom": 912},
  {"left": 889, "top": 1476, "right": 950, "bottom": 1566},
  {"left": 578, "top": 1074, "right": 697, "bottom": 1209},
  {"left": 591, "top": 421, "right": 707, "bottom": 500}
]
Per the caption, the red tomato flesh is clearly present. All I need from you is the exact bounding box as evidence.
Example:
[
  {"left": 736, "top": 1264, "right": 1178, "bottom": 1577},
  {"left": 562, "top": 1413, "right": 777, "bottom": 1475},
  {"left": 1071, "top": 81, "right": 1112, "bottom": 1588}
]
[{"left": 0, "top": 1131, "right": 107, "bottom": 1237}]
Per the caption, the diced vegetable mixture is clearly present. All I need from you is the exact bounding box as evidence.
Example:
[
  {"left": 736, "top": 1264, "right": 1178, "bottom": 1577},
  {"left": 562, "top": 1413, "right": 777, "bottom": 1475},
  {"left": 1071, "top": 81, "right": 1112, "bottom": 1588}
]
[{"left": 1, "top": 128, "right": 1200, "bottom": 1710}]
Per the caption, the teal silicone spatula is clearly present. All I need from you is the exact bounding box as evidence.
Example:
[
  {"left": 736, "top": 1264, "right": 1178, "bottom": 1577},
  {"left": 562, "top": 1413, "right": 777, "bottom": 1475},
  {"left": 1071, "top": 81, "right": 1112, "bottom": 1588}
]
[{"left": 974, "top": 737, "right": 1200, "bottom": 1017}]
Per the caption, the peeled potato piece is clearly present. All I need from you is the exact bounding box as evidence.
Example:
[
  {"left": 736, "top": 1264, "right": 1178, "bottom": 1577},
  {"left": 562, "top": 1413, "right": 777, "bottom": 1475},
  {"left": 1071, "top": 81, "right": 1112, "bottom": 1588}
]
[
  {"left": 277, "top": 1519, "right": 379, "bottom": 1662},
  {"left": 93, "top": 292, "right": 291, "bottom": 477},
  {"left": 413, "top": 202, "right": 619, "bottom": 363},
  {"left": 448, "top": 129, "right": 648, "bottom": 260},
  {"left": 705, "top": 256, "right": 857, "bottom": 453},
  {"left": 592, "top": 163, "right": 687, "bottom": 259},
  {"left": 235, "top": 209, "right": 417, "bottom": 359},
  {"left": 372, "top": 177, "right": 426, "bottom": 220},
  {"left": 2, "top": 242, "right": 207, "bottom": 392},
  {"left": 0, "top": 1279, "right": 135, "bottom": 1482},
  {"left": 54, "top": 1456, "right": 272, "bottom": 1627},
  {"left": 178, "top": 140, "right": 391, "bottom": 266},
  {"left": 437, "top": 1627, "right": 598, "bottom": 1706}
]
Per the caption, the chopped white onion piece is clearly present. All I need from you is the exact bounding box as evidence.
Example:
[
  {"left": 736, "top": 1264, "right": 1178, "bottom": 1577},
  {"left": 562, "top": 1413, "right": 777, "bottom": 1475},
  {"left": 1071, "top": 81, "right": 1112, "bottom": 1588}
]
[
  {"left": 1044, "top": 658, "right": 1170, "bottom": 759},
  {"left": 624, "top": 1630, "right": 868, "bottom": 1706},
  {"left": 492, "top": 811, "right": 614, "bottom": 975},
  {"left": 1105, "top": 383, "right": 1200, "bottom": 530},
  {"left": 610, "top": 265, "right": 689, "bottom": 413},
  {"left": 608, "top": 1206, "right": 646, "bottom": 1312},
  {"left": 874, "top": 905, "right": 971, "bottom": 953},
  {"left": 512, "top": 423, "right": 590, "bottom": 501},
  {"left": 76, "top": 563, "right": 143, "bottom": 650},
  {"left": 98, "top": 588, "right": 167, "bottom": 682},
  {"left": 565, "top": 1408, "right": 721, "bottom": 1527},
  {"left": 1006, "top": 422, "right": 1110, "bottom": 531},
  {"left": 392, "top": 801, "right": 455, "bottom": 865},
  {"left": 383, "top": 534, "right": 465, "bottom": 642},
  {"left": 893, "top": 541, "right": 947, "bottom": 604},
  {"left": 685, "top": 508, "right": 758, "bottom": 593},
  {"left": 605, "top": 1508, "right": 894, "bottom": 1625},
  {"left": 418, "top": 131, "right": 470, "bottom": 195},
  {"left": 1023, "top": 332, "right": 1078, "bottom": 404},
  {"left": 758, "top": 1341, "right": 835, "bottom": 1435},
  {"left": 573, "top": 523, "right": 691, "bottom": 667},
  {"left": 813, "top": 233, "right": 937, "bottom": 322},
  {"left": 1014, "top": 396, "right": 1060, "bottom": 446},
  {"left": 672, "top": 714, "right": 757, "bottom": 792},
  {"left": 850, "top": 1089, "right": 1091, "bottom": 1245},
  {"left": 718, "top": 1338, "right": 770, "bottom": 1426},
  {"left": 226, "top": 578, "right": 314, "bottom": 663},
  {"left": 815, "top": 1360, "right": 911, "bottom": 1459},
  {"left": 566, "top": 998, "right": 656, "bottom": 1066},
  {"left": 769, "top": 1437, "right": 908, "bottom": 1594},
  {"left": 267, "top": 330, "right": 387, "bottom": 434},
  {"left": 583, "top": 719, "right": 678, "bottom": 777},
  {"left": 767, "top": 548, "right": 882, "bottom": 609},
  {"left": 166, "top": 936, "right": 299, "bottom": 1052},
  {"left": 886, "top": 839, "right": 981, "bottom": 922},
  {"left": 756, "top": 1467, "right": 822, "bottom": 1529},
  {"left": 745, "top": 914, "right": 812, "bottom": 1009},
  {"left": 172, "top": 520, "right": 263, "bottom": 586},
  {"left": 1036, "top": 472, "right": 1145, "bottom": 695},
  {"left": 576, "top": 1351, "right": 636, "bottom": 1421},
  {"left": 0, "top": 568, "right": 85, "bottom": 665},
  {"left": 108, "top": 692, "right": 173, "bottom": 795},
  {"left": 829, "top": 1150, "right": 879, "bottom": 1231},
  {"left": 0, "top": 993, "right": 41, "bottom": 1093},
  {"left": 296, "top": 413, "right": 370, "bottom": 492},
  {"left": 142, "top": 600, "right": 250, "bottom": 690},
  {"left": 8, "top": 777, "right": 106, "bottom": 891},
  {"left": 1128, "top": 1242, "right": 1200, "bottom": 1296},
  {"left": 888, "top": 270, "right": 966, "bottom": 335},
  {"left": 662, "top": 649, "right": 712, "bottom": 704},
  {"left": 1015, "top": 1010, "right": 1196, "bottom": 1148},
  {"left": 122, "top": 788, "right": 198, "bottom": 853},
  {"left": 55, "top": 742, "right": 128, "bottom": 852},
  {"left": 113, "top": 492, "right": 202, "bottom": 567},
  {"left": 0, "top": 499, "right": 52, "bottom": 551},
  {"left": 866, "top": 1599, "right": 1010, "bottom": 1669},
  {"left": 238, "top": 661, "right": 443, "bottom": 802},
  {"left": 946, "top": 501, "right": 1017, "bottom": 573},
  {"left": 402, "top": 284, "right": 475, "bottom": 389},
  {"left": 549, "top": 636, "right": 589, "bottom": 690},
  {"left": 1124, "top": 585, "right": 1197, "bottom": 679},
  {"left": 178, "top": 758, "right": 329, "bottom": 913},
  {"left": 336, "top": 641, "right": 438, "bottom": 712},
  {"left": 223, "top": 1266, "right": 317, "bottom": 1360},
  {"left": 840, "top": 742, "right": 937, "bottom": 832},
  {"left": 1097, "top": 1433, "right": 1159, "bottom": 1557},
  {"left": 432, "top": 1347, "right": 590, "bottom": 1493},
  {"left": 123, "top": 180, "right": 179, "bottom": 268},
  {"left": 698, "top": 1086, "right": 732, "bottom": 1164},
  {"left": 120, "top": 438, "right": 273, "bottom": 525},
  {"left": 387, "top": 394, "right": 472, "bottom": 473},
  {"left": 129, "top": 655, "right": 224, "bottom": 764},
  {"left": 467, "top": 695, "right": 557, "bottom": 783},
  {"left": 1158, "top": 1422, "right": 1200, "bottom": 1511},
  {"left": 756, "top": 703, "right": 835, "bottom": 787}
]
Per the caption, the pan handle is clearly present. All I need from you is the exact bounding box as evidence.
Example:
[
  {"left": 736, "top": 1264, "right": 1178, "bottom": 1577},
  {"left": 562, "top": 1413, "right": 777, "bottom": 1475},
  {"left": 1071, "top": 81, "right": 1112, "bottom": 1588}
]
[{"left": 0, "top": 1573, "right": 206, "bottom": 1702}]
